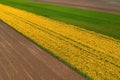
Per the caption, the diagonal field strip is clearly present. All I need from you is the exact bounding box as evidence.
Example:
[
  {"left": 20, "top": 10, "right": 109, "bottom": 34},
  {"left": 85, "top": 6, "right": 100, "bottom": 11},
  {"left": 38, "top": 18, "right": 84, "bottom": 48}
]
[
  {"left": 0, "top": 21, "right": 85, "bottom": 80},
  {"left": 33, "top": 0, "right": 120, "bottom": 14},
  {"left": 0, "top": 4, "right": 120, "bottom": 80}
]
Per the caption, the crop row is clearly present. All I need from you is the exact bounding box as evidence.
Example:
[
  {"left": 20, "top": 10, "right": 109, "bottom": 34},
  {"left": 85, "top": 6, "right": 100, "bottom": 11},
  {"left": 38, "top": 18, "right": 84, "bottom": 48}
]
[{"left": 0, "top": 4, "right": 120, "bottom": 80}]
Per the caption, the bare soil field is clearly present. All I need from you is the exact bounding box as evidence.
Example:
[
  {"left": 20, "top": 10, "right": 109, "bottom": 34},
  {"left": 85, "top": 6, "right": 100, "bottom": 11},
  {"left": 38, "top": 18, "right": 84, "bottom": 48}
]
[
  {"left": 34, "top": 0, "right": 120, "bottom": 14},
  {"left": 0, "top": 21, "right": 85, "bottom": 80}
]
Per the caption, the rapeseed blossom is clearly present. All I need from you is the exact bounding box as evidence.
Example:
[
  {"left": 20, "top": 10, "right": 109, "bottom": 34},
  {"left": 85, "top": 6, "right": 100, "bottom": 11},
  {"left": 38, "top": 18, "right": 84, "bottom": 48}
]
[{"left": 0, "top": 4, "right": 120, "bottom": 80}]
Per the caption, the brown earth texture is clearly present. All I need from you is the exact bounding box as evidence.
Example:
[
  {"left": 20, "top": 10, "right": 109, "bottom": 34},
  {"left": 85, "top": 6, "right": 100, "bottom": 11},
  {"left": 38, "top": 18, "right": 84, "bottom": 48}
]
[
  {"left": 33, "top": 0, "right": 120, "bottom": 14},
  {"left": 0, "top": 21, "right": 85, "bottom": 80}
]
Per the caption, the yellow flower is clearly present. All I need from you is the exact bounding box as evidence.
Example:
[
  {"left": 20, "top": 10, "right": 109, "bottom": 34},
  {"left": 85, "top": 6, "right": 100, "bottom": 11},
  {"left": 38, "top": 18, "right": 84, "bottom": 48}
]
[{"left": 0, "top": 4, "right": 120, "bottom": 80}]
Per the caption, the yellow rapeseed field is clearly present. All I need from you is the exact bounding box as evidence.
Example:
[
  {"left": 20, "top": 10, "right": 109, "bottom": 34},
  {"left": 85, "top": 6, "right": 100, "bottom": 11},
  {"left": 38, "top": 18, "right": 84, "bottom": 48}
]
[{"left": 0, "top": 4, "right": 120, "bottom": 80}]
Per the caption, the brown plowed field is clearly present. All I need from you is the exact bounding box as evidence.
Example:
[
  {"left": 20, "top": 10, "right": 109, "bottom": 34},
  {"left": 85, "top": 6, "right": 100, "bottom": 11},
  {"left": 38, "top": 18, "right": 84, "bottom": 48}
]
[
  {"left": 33, "top": 0, "right": 120, "bottom": 14},
  {"left": 0, "top": 21, "right": 85, "bottom": 80}
]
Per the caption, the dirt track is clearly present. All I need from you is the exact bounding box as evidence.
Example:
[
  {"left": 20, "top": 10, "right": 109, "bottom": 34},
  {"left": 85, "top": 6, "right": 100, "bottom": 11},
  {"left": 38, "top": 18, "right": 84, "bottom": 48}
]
[
  {"left": 33, "top": 0, "right": 120, "bottom": 14},
  {"left": 0, "top": 21, "right": 85, "bottom": 80}
]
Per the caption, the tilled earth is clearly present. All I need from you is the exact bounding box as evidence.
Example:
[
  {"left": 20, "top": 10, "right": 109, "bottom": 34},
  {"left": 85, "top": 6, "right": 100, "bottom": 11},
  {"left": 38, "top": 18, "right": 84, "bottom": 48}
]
[
  {"left": 0, "top": 21, "right": 85, "bottom": 80},
  {"left": 33, "top": 0, "right": 120, "bottom": 14}
]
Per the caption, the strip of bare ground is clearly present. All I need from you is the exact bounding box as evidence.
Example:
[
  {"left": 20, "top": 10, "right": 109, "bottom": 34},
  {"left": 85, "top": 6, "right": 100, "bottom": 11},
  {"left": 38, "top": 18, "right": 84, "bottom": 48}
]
[
  {"left": 33, "top": 0, "right": 120, "bottom": 14},
  {"left": 0, "top": 21, "right": 85, "bottom": 80}
]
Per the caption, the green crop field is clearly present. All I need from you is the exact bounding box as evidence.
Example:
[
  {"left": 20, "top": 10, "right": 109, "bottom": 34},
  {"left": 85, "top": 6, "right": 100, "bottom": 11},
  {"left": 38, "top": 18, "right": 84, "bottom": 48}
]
[{"left": 0, "top": 0, "right": 120, "bottom": 40}]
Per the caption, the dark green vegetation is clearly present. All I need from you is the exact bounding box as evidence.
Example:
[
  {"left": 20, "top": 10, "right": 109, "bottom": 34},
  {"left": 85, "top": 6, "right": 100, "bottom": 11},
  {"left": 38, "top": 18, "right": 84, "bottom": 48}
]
[{"left": 0, "top": 0, "right": 120, "bottom": 40}]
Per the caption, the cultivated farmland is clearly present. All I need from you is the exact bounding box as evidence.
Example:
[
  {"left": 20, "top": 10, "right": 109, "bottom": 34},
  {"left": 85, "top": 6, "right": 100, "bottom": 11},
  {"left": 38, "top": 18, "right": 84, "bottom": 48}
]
[
  {"left": 1, "top": 0, "right": 120, "bottom": 40},
  {"left": 0, "top": 21, "right": 85, "bottom": 80},
  {"left": 34, "top": 0, "right": 120, "bottom": 14},
  {"left": 0, "top": 4, "right": 120, "bottom": 80}
]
